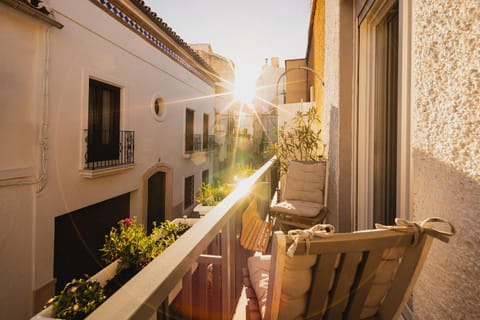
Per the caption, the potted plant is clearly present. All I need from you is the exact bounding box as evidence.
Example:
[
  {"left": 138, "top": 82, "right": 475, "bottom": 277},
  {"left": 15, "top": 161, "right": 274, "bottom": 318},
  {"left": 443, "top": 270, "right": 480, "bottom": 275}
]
[{"left": 267, "top": 106, "right": 325, "bottom": 176}]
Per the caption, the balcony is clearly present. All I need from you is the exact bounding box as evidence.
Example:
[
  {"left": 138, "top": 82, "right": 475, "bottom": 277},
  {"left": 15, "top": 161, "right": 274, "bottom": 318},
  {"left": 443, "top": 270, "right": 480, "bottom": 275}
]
[
  {"left": 185, "top": 134, "right": 215, "bottom": 155},
  {"left": 82, "top": 130, "right": 135, "bottom": 175},
  {"left": 84, "top": 157, "right": 278, "bottom": 319},
  {"left": 185, "top": 133, "right": 202, "bottom": 154}
]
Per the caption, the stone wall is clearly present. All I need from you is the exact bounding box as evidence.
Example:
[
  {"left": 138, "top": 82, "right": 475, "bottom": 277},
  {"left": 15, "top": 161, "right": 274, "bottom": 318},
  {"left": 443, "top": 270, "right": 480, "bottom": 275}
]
[{"left": 412, "top": 0, "right": 479, "bottom": 318}]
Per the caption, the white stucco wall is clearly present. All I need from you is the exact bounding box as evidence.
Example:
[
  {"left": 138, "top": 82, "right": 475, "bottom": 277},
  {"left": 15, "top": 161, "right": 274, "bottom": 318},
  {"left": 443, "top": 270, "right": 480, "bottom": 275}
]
[
  {"left": 412, "top": 0, "right": 480, "bottom": 318},
  {"left": 0, "top": 1, "right": 216, "bottom": 318}
]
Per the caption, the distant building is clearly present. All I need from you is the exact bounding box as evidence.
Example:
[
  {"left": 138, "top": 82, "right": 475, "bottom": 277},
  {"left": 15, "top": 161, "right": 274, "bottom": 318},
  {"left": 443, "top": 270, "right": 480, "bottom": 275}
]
[
  {"left": 190, "top": 43, "right": 238, "bottom": 178},
  {"left": 0, "top": 0, "right": 224, "bottom": 318},
  {"left": 251, "top": 58, "right": 285, "bottom": 159}
]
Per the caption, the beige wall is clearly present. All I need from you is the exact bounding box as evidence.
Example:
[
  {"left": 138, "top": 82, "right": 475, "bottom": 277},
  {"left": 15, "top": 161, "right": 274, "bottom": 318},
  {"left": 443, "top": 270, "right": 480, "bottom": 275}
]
[
  {"left": 412, "top": 0, "right": 480, "bottom": 318},
  {"left": 284, "top": 59, "right": 308, "bottom": 103},
  {"left": 321, "top": 0, "right": 355, "bottom": 232},
  {"left": 307, "top": 0, "right": 325, "bottom": 118}
]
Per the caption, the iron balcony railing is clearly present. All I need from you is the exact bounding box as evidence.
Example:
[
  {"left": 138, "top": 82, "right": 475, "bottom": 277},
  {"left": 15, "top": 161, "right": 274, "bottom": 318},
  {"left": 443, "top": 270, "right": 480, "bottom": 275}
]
[
  {"left": 186, "top": 134, "right": 215, "bottom": 153},
  {"left": 87, "top": 157, "right": 279, "bottom": 319},
  {"left": 207, "top": 134, "right": 215, "bottom": 151},
  {"left": 185, "top": 134, "right": 203, "bottom": 154},
  {"left": 84, "top": 129, "right": 134, "bottom": 170}
]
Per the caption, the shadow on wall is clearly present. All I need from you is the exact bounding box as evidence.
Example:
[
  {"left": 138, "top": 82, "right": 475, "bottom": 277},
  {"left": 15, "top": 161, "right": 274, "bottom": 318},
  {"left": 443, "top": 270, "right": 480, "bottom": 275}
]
[
  {"left": 412, "top": 149, "right": 480, "bottom": 319},
  {"left": 326, "top": 105, "right": 339, "bottom": 229}
]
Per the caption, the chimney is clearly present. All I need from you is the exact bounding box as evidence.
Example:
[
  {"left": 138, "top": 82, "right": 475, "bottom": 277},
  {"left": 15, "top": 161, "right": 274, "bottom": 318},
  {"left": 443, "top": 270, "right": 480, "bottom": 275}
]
[{"left": 271, "top": 57, "right": 279, "bottom": 68}]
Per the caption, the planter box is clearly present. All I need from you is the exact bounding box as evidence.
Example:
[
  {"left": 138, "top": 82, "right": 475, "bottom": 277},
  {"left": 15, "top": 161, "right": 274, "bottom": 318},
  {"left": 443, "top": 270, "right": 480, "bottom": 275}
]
[
  {"left": 194, "top": 204, "right": 215, "bottom": 217},
  {"left": 32, "top": 218, "right": 199, "bottom": 319}
]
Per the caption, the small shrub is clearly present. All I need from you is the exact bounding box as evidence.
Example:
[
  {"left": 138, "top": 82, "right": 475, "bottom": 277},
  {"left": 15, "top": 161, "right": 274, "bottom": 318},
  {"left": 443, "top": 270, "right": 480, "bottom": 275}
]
[
  {"left": 234, "top": 163, "right": 256, "bottom": 179},
  {"left": 46, "top": 277, "right": 106, "bottom": 320},
  {"left": 196, "top": 183, "right": 233, "bottom": 206}
]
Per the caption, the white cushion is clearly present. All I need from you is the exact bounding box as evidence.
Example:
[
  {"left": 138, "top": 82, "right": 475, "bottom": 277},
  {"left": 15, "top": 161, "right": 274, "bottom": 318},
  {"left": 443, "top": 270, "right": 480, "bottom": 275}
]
[
  {"left": 247, "top": 253, "right": 316, "bottom": 319},
  {"left": 271, "top": 200, "right": 324, "bottom": 218}
]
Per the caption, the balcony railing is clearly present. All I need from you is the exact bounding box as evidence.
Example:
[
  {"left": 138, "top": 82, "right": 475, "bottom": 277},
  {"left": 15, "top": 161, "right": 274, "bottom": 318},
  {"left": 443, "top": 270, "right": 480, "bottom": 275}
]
[
  {"left": 185, "top": 134, "right": 202, "bottom": 154},
  {"left": 186, "top": 134, "right": 215, "bottom": 154},
  {"left": 84, "top": 130, "right": 134, "bottom": 170},
  {"left": 87, "top": 157, "right": 279, "bottom": 319},
  {"left": 207, "top": 134, "right": 215, "bottom": 151}
]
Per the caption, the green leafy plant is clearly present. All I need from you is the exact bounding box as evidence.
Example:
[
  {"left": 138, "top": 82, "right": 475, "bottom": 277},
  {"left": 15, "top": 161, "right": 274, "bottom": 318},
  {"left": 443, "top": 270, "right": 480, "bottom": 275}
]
[
  {"left": 101, "top": 217, "right": 191, "bottom": 272},
  {"left": 234, "top": 163, "right": 256, "bottom": 179},
  {"left": 46, "top": 277, "right": 106, "bottom": 320},
  {"left": 155, "top": 220, "right": 191, "bottom": 250},
  {"left": 196, "top": 182, "right": 233, "bottom": 206},
  {"left": 267, "top": 106, "right": 324, "bottom": 175},
  {"left": 100, "top": 217, "right": 163, "bottom": 271}
]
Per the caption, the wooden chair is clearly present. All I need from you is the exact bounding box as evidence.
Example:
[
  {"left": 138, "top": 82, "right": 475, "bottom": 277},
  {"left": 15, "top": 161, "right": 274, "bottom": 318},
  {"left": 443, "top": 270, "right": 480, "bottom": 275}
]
[
  {"left": 243, "top": 218, "right": 455, "bottom": 320},
  {"left": 270, "top": 160, "right": 328, "bottom": 230}
]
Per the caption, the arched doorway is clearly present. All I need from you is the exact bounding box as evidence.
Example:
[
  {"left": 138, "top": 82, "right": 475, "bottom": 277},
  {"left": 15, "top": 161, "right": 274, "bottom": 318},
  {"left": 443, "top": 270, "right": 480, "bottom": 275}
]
[{"left": 147, "top": 171, "right": 166, "bottom": 233}]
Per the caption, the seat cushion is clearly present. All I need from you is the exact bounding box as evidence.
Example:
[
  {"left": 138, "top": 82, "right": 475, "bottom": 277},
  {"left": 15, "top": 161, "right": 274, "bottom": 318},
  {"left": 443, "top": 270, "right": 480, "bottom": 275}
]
[
  {"left": 271, "top": 200, "right": 324, "bottom": 218},
  {"left": 247, "top": 253, "right": 316, "bottom": 319}
]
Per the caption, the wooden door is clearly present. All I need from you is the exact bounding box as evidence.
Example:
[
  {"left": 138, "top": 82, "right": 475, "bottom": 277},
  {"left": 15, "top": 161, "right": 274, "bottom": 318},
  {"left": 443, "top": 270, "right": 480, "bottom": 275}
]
[{"left": 147, "top": 172, "right": 166, "bottom": 233}]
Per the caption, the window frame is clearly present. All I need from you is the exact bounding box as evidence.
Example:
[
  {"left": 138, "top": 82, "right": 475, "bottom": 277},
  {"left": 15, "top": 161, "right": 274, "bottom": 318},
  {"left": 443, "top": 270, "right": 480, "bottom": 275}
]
[{"left": 355, "top": 0, "right": 413, "bottom": 229}]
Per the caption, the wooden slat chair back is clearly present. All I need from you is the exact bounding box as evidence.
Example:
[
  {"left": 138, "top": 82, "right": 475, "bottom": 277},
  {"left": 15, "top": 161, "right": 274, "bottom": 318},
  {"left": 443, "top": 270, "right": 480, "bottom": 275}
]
[
  {"left": 270, "top": 160, "right": 329, "bottom": 230},
  {"left": 243, "top": 218, "right": 455, "bottom": 320}
]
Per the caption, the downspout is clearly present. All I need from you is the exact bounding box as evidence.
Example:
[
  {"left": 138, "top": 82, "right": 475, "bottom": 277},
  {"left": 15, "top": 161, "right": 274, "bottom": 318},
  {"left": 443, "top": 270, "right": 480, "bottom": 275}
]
[{"left": 36, "top": 25, "right": 50, "bottom": 192}]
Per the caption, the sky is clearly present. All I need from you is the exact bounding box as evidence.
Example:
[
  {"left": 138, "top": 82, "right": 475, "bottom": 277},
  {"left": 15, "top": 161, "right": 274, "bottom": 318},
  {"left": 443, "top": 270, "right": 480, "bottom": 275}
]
[{"left": 143, "top": 0, "right": 312, "bottom": 81}]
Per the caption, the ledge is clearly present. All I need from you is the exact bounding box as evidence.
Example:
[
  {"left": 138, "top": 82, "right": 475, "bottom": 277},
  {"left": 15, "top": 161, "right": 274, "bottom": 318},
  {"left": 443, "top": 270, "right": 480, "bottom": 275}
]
[
  {"left": 0, "top": 166, "right": 35, "bottom": 181},
  {"left": 79, "top": 163, "right": 135, "bottom": 178},
  {"left": 1, "top": 0, "right": 64, "bottom": 29}
]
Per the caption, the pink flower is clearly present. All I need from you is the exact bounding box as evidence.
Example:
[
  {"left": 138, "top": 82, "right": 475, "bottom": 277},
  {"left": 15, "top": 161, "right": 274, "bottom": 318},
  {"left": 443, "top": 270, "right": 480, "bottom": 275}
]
[{"left": 122, "top": 217, "right": 134, "bottom": 227}]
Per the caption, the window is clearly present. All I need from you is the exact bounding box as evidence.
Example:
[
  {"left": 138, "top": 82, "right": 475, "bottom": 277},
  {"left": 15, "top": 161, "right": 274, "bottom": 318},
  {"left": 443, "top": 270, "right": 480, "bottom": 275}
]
[
  {"left": 184, "top": 175, "right": 194, "bottom": 209},
  {"left": 87, "top": 79, "right": 120, "bottom": 163},
  {"left": 203, "top": 113, "right": 209, "bottom": 150},
  {"left": 356, "top": 0, "right": 405, "bottom": 229},
  {"left": 202, "top": 169, "right": 209, "bottom": 184},
  {"left": 185, "top": 109, "right": 194, "bottom": 153},
  {"left": 152, "top": 97, "right": 167, "bottom": 121}
]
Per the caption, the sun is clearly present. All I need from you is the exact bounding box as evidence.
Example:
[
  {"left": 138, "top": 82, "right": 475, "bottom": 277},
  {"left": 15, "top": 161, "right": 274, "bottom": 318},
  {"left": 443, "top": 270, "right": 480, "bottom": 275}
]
[{"left": 233, "top": 68, "right": 257, "bottom": 105}]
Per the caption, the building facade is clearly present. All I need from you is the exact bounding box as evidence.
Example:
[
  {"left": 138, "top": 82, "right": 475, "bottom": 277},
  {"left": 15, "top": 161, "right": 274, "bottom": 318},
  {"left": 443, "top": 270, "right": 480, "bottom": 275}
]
[
  {"left": 0, "top": 0, "right": 221, "bottom": 318},
  {"left": 308, "top": 0, "right": 479, "bottom": 318}
]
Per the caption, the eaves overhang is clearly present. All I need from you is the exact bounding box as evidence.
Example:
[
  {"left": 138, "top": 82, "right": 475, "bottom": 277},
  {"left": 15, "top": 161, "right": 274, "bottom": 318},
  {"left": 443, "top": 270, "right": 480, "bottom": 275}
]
[
  {"left": 90, "top": 0, "right": 220, "bottom": 87},
  {"left": 0, "top": 0, "right": 64, "bottom": 28}
]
